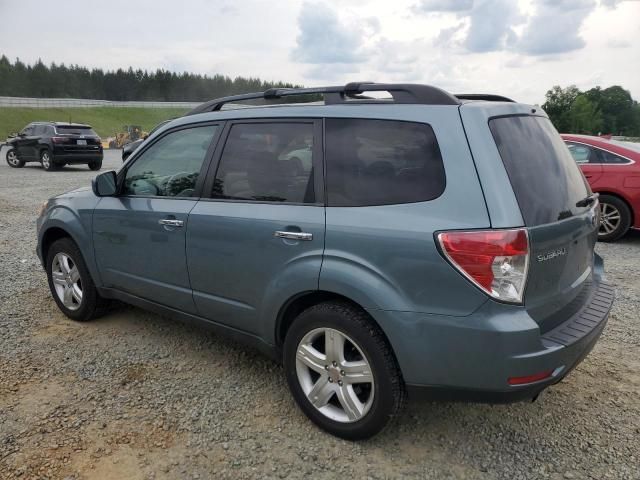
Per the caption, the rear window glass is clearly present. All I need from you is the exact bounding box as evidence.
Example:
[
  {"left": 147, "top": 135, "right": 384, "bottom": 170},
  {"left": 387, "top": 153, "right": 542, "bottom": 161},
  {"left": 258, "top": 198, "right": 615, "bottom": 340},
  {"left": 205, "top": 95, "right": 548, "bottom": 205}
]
[
  {"left": 325, "top": 118, "right": 445, "bottom": 206},
  {"left": 56, "top": 126, "right": 98, "bottom": 136},
  {"left": 489, "top": 116, "right": 590, "bottom": 226}
]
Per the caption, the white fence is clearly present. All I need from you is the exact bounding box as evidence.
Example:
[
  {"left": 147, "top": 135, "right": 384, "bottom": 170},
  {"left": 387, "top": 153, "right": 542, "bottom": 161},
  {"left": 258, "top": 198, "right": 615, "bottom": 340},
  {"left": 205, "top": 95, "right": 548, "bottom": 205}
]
[{"left": 0, "top": 96, "right": 199, "bottom": 109}]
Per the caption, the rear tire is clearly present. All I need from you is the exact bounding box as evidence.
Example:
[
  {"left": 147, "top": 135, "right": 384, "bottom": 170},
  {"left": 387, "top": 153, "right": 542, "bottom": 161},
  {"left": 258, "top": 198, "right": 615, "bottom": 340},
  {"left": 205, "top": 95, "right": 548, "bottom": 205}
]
[
  {"left": 41, "top": 149, "right": 57, "bottom": 171},
  {"left": 88, "top": 160, "right": 102, "bottom": 171},
  {"left": 598, "top": 195, "right": 631, "bottom": 242},
  {"left": 6, "top": 148, "right": 24, "bottom": 168},
  {"left": 283, "top": 301, "right": 405, "bottom": 440},
  {"left": 45, "top": 237, "right": 107, "bottom": 321}
]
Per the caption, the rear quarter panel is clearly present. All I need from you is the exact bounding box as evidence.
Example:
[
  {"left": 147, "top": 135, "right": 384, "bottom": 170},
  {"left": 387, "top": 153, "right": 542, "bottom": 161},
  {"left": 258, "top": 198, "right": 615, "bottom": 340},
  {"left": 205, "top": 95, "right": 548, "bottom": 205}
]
[{"left": 320, "top": 105, "right": 492, "bottom": 316}]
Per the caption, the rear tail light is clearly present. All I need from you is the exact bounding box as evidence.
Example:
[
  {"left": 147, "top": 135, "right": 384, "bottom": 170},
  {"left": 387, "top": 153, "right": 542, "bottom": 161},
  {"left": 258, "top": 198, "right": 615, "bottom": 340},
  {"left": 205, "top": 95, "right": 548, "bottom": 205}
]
[
  {"left": 52, "top": 136, "right": 71, "bottom": 144},
  {"left": 437, "top": 228, "right": 529, "bottom": 304}
]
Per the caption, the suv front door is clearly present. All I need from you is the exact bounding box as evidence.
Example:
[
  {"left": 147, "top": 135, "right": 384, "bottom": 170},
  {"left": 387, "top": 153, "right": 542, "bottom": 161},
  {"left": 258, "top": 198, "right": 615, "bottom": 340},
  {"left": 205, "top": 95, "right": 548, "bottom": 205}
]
[
  {"left": 187, "top": 120, "right": 324, "bottom": 336},
  {"left": 92, "top": 124, "right": 220, "bottom": 312}
]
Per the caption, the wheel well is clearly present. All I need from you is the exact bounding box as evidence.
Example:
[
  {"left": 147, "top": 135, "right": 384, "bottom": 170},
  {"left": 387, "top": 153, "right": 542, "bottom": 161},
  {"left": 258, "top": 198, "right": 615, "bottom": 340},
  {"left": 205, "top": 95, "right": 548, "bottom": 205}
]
[
  {"left": 41, "top": 227, "right": 72, "bottom": 261},
  {"left": 276, "top": 291, "right": 380, "bottom": 348}
]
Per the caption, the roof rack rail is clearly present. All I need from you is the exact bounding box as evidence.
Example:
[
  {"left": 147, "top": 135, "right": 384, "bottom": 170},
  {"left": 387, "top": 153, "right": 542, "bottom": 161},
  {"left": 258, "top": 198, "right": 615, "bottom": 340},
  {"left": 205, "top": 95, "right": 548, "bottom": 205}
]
[
  {"left": 185, "top": 82, "right": 460, "bottom": 116},
  {"left": 455, "top": 94, "right": 515, "bottom": 102}
]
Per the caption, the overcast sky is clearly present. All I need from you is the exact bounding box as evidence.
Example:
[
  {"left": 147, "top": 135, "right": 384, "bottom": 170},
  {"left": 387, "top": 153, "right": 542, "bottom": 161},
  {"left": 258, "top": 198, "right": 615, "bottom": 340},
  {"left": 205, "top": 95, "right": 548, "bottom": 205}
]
[{"left": 0, "top": 0, "right": 638, "bottom": 104}]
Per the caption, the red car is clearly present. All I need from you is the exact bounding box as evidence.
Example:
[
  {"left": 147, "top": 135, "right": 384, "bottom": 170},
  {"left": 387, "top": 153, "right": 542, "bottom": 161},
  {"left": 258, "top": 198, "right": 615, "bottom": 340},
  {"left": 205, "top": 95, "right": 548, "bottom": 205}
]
[{"left": 562, "top": 134, "right": 640, "bottom": 241}]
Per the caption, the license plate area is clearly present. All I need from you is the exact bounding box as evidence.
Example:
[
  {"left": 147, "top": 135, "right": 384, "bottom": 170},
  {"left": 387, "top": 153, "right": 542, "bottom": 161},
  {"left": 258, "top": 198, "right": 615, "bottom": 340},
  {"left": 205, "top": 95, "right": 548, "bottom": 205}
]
[{"left": 77, "top": 139, "right": 87, "bottom": 146}]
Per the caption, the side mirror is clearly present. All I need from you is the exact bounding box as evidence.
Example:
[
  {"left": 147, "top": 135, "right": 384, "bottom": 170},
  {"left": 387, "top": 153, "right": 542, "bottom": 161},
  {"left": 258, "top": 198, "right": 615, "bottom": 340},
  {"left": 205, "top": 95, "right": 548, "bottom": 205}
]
[
  {"left": 92, "top": 171, "right": 118, "bottom": 197},
  {"left": 18, "top": 132, "right": 26, "bottom": 137}
]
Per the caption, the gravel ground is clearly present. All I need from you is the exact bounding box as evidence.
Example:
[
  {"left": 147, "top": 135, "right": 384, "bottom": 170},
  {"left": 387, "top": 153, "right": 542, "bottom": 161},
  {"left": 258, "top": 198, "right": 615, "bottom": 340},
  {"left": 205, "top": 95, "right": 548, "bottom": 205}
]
[{"left": 1, "top": 148, "right": 639, "bottom": 480}]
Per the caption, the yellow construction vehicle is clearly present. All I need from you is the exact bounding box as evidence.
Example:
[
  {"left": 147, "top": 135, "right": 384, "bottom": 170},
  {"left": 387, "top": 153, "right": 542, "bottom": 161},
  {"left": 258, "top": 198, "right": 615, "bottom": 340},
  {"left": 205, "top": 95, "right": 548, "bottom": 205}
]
[{"left": 108, "top": 125, "right": 148, "bottom": 149}]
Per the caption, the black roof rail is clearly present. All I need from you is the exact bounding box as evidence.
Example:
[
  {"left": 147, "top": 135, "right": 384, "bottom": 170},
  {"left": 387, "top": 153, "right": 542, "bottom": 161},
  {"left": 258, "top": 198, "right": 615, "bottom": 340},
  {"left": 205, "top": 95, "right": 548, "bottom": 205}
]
[
  {"left": 455, "top": 94, "right": 515, "bottom": 102},
  {"left": 185, "top": 82, "right": 460, "bottom": 116}
]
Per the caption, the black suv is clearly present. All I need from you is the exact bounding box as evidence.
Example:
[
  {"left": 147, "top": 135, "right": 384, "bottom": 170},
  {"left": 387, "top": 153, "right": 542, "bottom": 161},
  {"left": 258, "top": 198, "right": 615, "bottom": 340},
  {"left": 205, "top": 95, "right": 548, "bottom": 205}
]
[{"left": 5, "top": 122, "right": 103, "bottom": 171}]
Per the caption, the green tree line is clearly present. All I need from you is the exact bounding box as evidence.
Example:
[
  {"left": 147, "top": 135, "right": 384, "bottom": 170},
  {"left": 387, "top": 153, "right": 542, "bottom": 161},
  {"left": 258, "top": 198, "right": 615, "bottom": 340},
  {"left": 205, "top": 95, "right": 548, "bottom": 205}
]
[
  {"left": 0, "top": 56, "right": 301, "bottom": 102},
  {"left": 2, "top": 56, "right": 639, "bottom": 135},
  {"left": 542, "top": 85, "right": 640, "bottom": 136}
]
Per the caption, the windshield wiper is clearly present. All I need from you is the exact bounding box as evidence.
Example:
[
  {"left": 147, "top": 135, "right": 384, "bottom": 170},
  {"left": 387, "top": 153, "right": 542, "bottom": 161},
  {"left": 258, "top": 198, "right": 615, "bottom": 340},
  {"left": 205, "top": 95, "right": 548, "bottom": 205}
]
[{"left": 576, "top": 192, "right": 599, "bottom": 208}]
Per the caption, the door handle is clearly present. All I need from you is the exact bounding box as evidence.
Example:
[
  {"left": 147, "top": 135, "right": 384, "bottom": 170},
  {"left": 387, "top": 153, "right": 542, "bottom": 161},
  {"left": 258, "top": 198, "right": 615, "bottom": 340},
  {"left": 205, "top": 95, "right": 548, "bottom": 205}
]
[
  {"left": 274, "top": 231, "right": 313, "bottom": 241},
  {"left": 159, "top": 219, "right": 184, "bottom": 227}
]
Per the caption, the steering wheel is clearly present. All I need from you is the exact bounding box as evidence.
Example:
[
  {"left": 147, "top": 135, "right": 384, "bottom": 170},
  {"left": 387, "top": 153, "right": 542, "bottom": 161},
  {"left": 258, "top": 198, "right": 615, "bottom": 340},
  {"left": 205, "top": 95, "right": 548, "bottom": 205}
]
[
  {"left": 129, "top": 178, "right": 159, "bottom": 196},
  {"left": 165, "top": 171, "right": 194, "bottom": 196}
]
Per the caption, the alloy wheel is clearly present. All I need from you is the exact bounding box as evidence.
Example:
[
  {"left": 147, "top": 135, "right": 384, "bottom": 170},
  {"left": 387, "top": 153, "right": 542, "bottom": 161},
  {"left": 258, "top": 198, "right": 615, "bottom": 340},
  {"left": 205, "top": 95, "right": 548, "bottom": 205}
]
[
  {"left": 599, "top": 202, "right": 621, "bottom": 236},
  {"left": 7, "top": 150, "right": 19, "bottom": 166},
  {"left": 51, "top": 253, "right": 83, "bottom": 311},
  {"left": 295, "top": 328, "right": 374, "bottom": 423},
  {"left": 41, "top": 151, "right": 51, "bottom": 169}
]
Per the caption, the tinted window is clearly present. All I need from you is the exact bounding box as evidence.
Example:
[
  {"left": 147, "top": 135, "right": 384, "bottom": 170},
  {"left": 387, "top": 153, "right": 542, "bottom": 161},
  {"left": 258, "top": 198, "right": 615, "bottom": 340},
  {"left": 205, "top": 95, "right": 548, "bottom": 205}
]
[
  {"left": 490, "top": 116, "right": 590, "bottom": 226},
  {"left": 325, "top": 119, "right": 445, "bottom": 206},
  {"left": 33, "top": 125, "right": 47, "bottom": 135},
  {"left": 565, "top": 142, "right": 593, "bottom": 164},
  {"left": 56, "top": 126, "right": 98, "bottom": 136},
  {"left": 596, "top": 149, "right": 630, "bottom": 164},
  {"left": 124, "top": 125, "right": 217, "bottom": 197},
  {"left": 212, "top": 123, "right": 315, "bottom": 203},
  {"left": 21, "top": 126, "right": 33, "bottom": 135}
]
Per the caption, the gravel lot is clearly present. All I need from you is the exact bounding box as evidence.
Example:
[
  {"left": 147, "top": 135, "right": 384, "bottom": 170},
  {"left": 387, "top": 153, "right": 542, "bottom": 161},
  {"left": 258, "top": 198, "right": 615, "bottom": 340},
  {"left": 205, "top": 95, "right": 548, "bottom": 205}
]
[{"left": 1, "top": 148, "right": 639, "bottom": 480}]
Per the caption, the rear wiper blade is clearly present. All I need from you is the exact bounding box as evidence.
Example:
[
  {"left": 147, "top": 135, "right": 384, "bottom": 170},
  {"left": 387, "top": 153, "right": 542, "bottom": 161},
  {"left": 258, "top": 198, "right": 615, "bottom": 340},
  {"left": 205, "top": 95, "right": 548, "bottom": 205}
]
[{"left": 576, "top": 192, "right": 599, "bottom": 208}]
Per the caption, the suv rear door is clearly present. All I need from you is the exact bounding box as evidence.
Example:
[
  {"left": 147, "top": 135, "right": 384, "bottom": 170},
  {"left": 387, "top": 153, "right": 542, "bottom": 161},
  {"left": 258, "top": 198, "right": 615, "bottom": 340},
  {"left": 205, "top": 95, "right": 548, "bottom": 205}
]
[
  {"left": 461, "top": 103, "right": 599, "bottom": 333},
  {"left": 16, "top": 125, "right": 38, "bottom": 159},
  {"left": 186, "top": 119, "right": 325, "bottom": 336}
]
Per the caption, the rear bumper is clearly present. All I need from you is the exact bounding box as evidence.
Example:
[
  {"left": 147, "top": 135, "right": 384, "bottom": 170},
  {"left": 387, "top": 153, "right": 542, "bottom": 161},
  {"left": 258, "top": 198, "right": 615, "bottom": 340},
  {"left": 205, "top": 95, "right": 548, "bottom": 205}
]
[
  {"left": 369, "top": 257, "right": 613, "bottom": 401},
  {"left": 52, "top": 146, "right": 103, "bottom": 163}
]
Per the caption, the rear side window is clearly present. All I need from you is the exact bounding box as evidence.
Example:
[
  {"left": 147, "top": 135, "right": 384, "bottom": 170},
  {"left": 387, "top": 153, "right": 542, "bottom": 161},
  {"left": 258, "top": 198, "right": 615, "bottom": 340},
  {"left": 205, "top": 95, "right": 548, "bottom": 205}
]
[
  {"left": 596, "top": 149, "right": 630, "bottom": 164},
  {"left": 325, "top": 119, "right": 445, "bottom": 206},
  {"left": 489, "top": 116, "right": 590, "bottom": 226},
  {"left": 56, "top": 126, "right": 98, "bottom": 136},
  {"left": 211, "top": 123, "right": 316, "bottom": 203},
  {"left": 565, "top": 142, "right": 594, "bottom": 164},
  {"left": 33, "top": 125, "right": 47, "bottom": 135}
]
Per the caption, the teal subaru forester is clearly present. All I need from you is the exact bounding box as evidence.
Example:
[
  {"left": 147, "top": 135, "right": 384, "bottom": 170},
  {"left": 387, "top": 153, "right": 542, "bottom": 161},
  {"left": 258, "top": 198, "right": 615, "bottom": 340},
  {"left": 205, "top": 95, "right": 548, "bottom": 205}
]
[{"left": 36, "top": 83, "right": 613, "bottom": 439}]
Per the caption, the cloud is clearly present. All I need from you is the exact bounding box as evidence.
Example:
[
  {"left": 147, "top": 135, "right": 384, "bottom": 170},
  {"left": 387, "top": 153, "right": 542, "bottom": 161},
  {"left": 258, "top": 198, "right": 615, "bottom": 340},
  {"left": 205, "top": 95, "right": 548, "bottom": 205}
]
[
  {"left": 464, "top": 0, "right": 525, "bottom": 53},
  {"left": 517, "top": 0, "right": 597, "bottom": 55},
  {"left": 433, "top": 23, "right": 465, "bottom": 47},
  {"left": 413, "top": 0, "right": 474, "bottom": 12},
  {"left": 291, "top": 2, "right": 364, "bottom": 64}
]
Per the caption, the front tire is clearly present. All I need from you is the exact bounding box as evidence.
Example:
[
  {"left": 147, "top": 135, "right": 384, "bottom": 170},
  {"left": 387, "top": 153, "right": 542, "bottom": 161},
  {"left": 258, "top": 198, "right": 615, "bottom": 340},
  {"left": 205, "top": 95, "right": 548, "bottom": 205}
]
[
  {"left": 598, "top": 195, "right": 631, "bottom": 242},
  {"left": 46, "top": 237, "right": 107, "bottom": 321},
  {"left": 6, "top": 148, "right": 24, "bottom": 168},
  {"left": 283, "top": 302, "right": 405, "bottom": 440},
  {"left": 88, "top": 160, "right": 102, "bottom": 171},
  {"left": 41, "top": 149, "right": 57, "bottom": 171}
]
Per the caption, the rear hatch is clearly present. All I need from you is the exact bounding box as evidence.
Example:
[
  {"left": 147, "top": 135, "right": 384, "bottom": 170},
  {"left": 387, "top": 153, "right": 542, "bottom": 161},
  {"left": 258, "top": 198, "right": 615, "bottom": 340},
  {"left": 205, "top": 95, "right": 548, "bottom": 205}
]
[
  {"left": 54, "top": 125, "right": 101, "bottom": 152},
  {"left": 467, "top": 109, "right": 598, "bottom": 332}
]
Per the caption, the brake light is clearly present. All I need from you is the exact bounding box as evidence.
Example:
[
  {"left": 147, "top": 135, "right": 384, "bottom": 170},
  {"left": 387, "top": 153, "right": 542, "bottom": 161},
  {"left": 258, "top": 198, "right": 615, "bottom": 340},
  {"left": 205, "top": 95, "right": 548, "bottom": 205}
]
[
  {"left": 52, "top": 136, "right": 70, "bottom": 144},
  {"left": 438, "top": 229, "right": 529, "bottom": 304}
]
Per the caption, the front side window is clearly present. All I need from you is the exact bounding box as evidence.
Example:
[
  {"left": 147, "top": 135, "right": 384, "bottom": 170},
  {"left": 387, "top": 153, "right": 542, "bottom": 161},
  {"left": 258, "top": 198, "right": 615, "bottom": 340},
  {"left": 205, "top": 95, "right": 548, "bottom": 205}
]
[
  {"left": 124, "top": 125, "right": 217, "bottom": 197},
  {"left": 325, "top": 118, "right": 446, "bottom": 206},
  {"left": 211, "top": 123, "right": 315, "bottom": 203}
]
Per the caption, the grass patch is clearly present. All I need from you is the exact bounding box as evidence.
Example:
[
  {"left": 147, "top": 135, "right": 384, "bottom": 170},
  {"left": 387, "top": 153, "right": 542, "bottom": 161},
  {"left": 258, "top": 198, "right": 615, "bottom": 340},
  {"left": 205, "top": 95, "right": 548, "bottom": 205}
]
[{"left": 0, "top": 107, "right": 189, "bottom": 140}]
